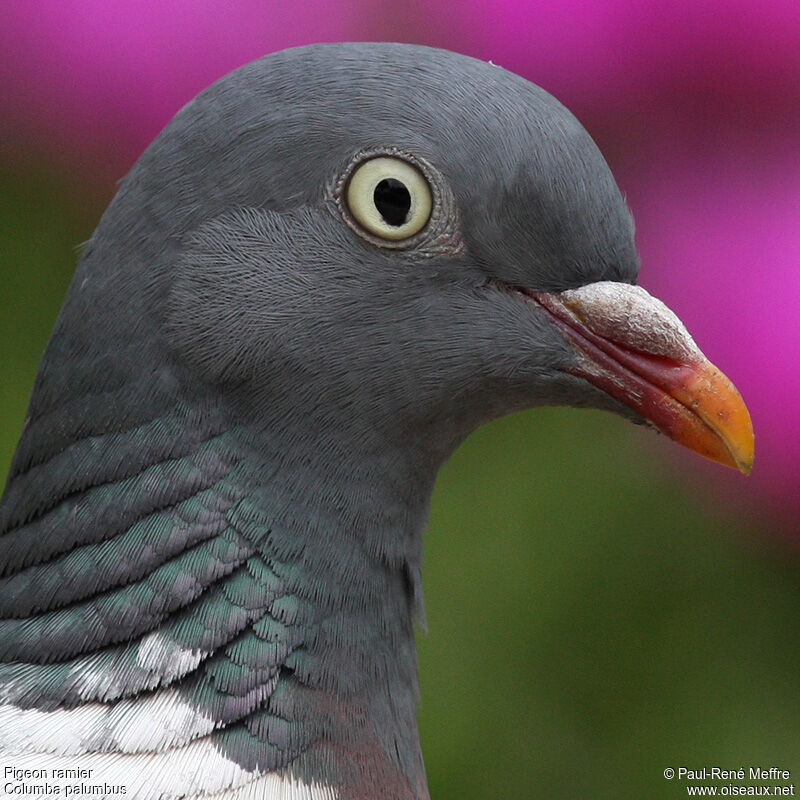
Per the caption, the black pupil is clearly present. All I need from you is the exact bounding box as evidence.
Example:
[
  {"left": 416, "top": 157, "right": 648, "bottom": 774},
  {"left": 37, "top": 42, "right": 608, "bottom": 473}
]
[{"left": 373, "top": 178, "right": 411, "bottom": 227}]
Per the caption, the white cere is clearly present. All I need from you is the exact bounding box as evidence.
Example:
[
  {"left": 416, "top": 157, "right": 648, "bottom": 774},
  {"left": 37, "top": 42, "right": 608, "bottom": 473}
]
[{"left": 560, "top": 281, "right": 703, "bottom": 361}]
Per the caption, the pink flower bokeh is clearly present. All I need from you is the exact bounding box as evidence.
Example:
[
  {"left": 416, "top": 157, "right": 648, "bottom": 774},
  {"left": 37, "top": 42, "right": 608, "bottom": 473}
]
[
  {"left": 2, "top": 1, "right": 798, "bottom": 525},
  {"left": 0, "top": 0, "right": 361, "bottom": 170}
]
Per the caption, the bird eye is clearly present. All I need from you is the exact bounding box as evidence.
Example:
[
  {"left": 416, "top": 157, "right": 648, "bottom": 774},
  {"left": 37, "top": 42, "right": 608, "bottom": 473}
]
[{"left": 345, "top": 156, "right": 432, "bottom": 241}]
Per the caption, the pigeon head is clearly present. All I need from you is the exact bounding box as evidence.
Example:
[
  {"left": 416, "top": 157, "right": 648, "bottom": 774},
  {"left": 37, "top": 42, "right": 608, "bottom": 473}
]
[
  {"left": 81, "top": 43, "right": 646, "bottom": 455},
  {"left": 84, "top": 41, "right": 744, "bottom": 472},
  {"left": 0, "top": 43, "right": 753, "bottom": 800}
]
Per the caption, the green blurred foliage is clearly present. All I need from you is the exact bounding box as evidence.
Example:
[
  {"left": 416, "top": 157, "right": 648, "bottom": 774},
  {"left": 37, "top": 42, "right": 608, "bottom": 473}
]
[
  {"left": 1, "top": 160, "right": 798, "bottom": 799},
  {"left": 0, "top": 160, "right": 107, "bottom": 478},
  {"left": 421, "top": 411, "right": 800, "bottom": 797}
]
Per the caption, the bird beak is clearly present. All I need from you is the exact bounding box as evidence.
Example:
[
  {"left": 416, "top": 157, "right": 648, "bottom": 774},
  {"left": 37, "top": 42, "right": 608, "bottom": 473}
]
[{"left": 532, "top": 281, "right": 754, "bottom": 474}]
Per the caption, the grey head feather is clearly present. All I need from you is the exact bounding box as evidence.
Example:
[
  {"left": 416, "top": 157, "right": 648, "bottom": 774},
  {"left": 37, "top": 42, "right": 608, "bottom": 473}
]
[
  {"left": 159, "top": 42, "right": 640, "bottom": 430},
  {"left": 0, "top": 43, "right": 640, "bottom": 800}
]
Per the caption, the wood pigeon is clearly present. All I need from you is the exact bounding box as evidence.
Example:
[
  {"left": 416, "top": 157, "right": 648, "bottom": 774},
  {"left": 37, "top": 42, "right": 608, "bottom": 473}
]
[{"left": 0, "top": 43, "right": 753, "bottom": 800}]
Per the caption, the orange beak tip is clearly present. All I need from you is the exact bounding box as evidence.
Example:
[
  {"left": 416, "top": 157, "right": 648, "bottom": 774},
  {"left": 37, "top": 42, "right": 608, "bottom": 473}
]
[{"left": 532, "top": 282, "right": 755, "bottom": 475}]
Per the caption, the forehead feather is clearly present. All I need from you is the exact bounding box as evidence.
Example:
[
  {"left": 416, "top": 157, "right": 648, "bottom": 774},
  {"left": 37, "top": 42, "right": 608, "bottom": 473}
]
[
  {"left": 156, "top": 43, "right": 591, "bottom": 191},
  {"left": 133, "top": 43, "right": 636, "bottom": 287}
]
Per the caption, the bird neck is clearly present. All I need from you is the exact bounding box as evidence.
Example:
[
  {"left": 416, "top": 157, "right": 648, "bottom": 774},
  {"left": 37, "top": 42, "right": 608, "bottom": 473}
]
[{"left": 222, "top": 418, "right": 439, "bottom": 800}]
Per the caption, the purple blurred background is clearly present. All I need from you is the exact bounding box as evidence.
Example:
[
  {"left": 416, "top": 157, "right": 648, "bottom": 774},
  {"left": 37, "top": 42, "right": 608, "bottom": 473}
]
[{"left": 1, "top": 0, "right": 798, "bottom": 529}]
